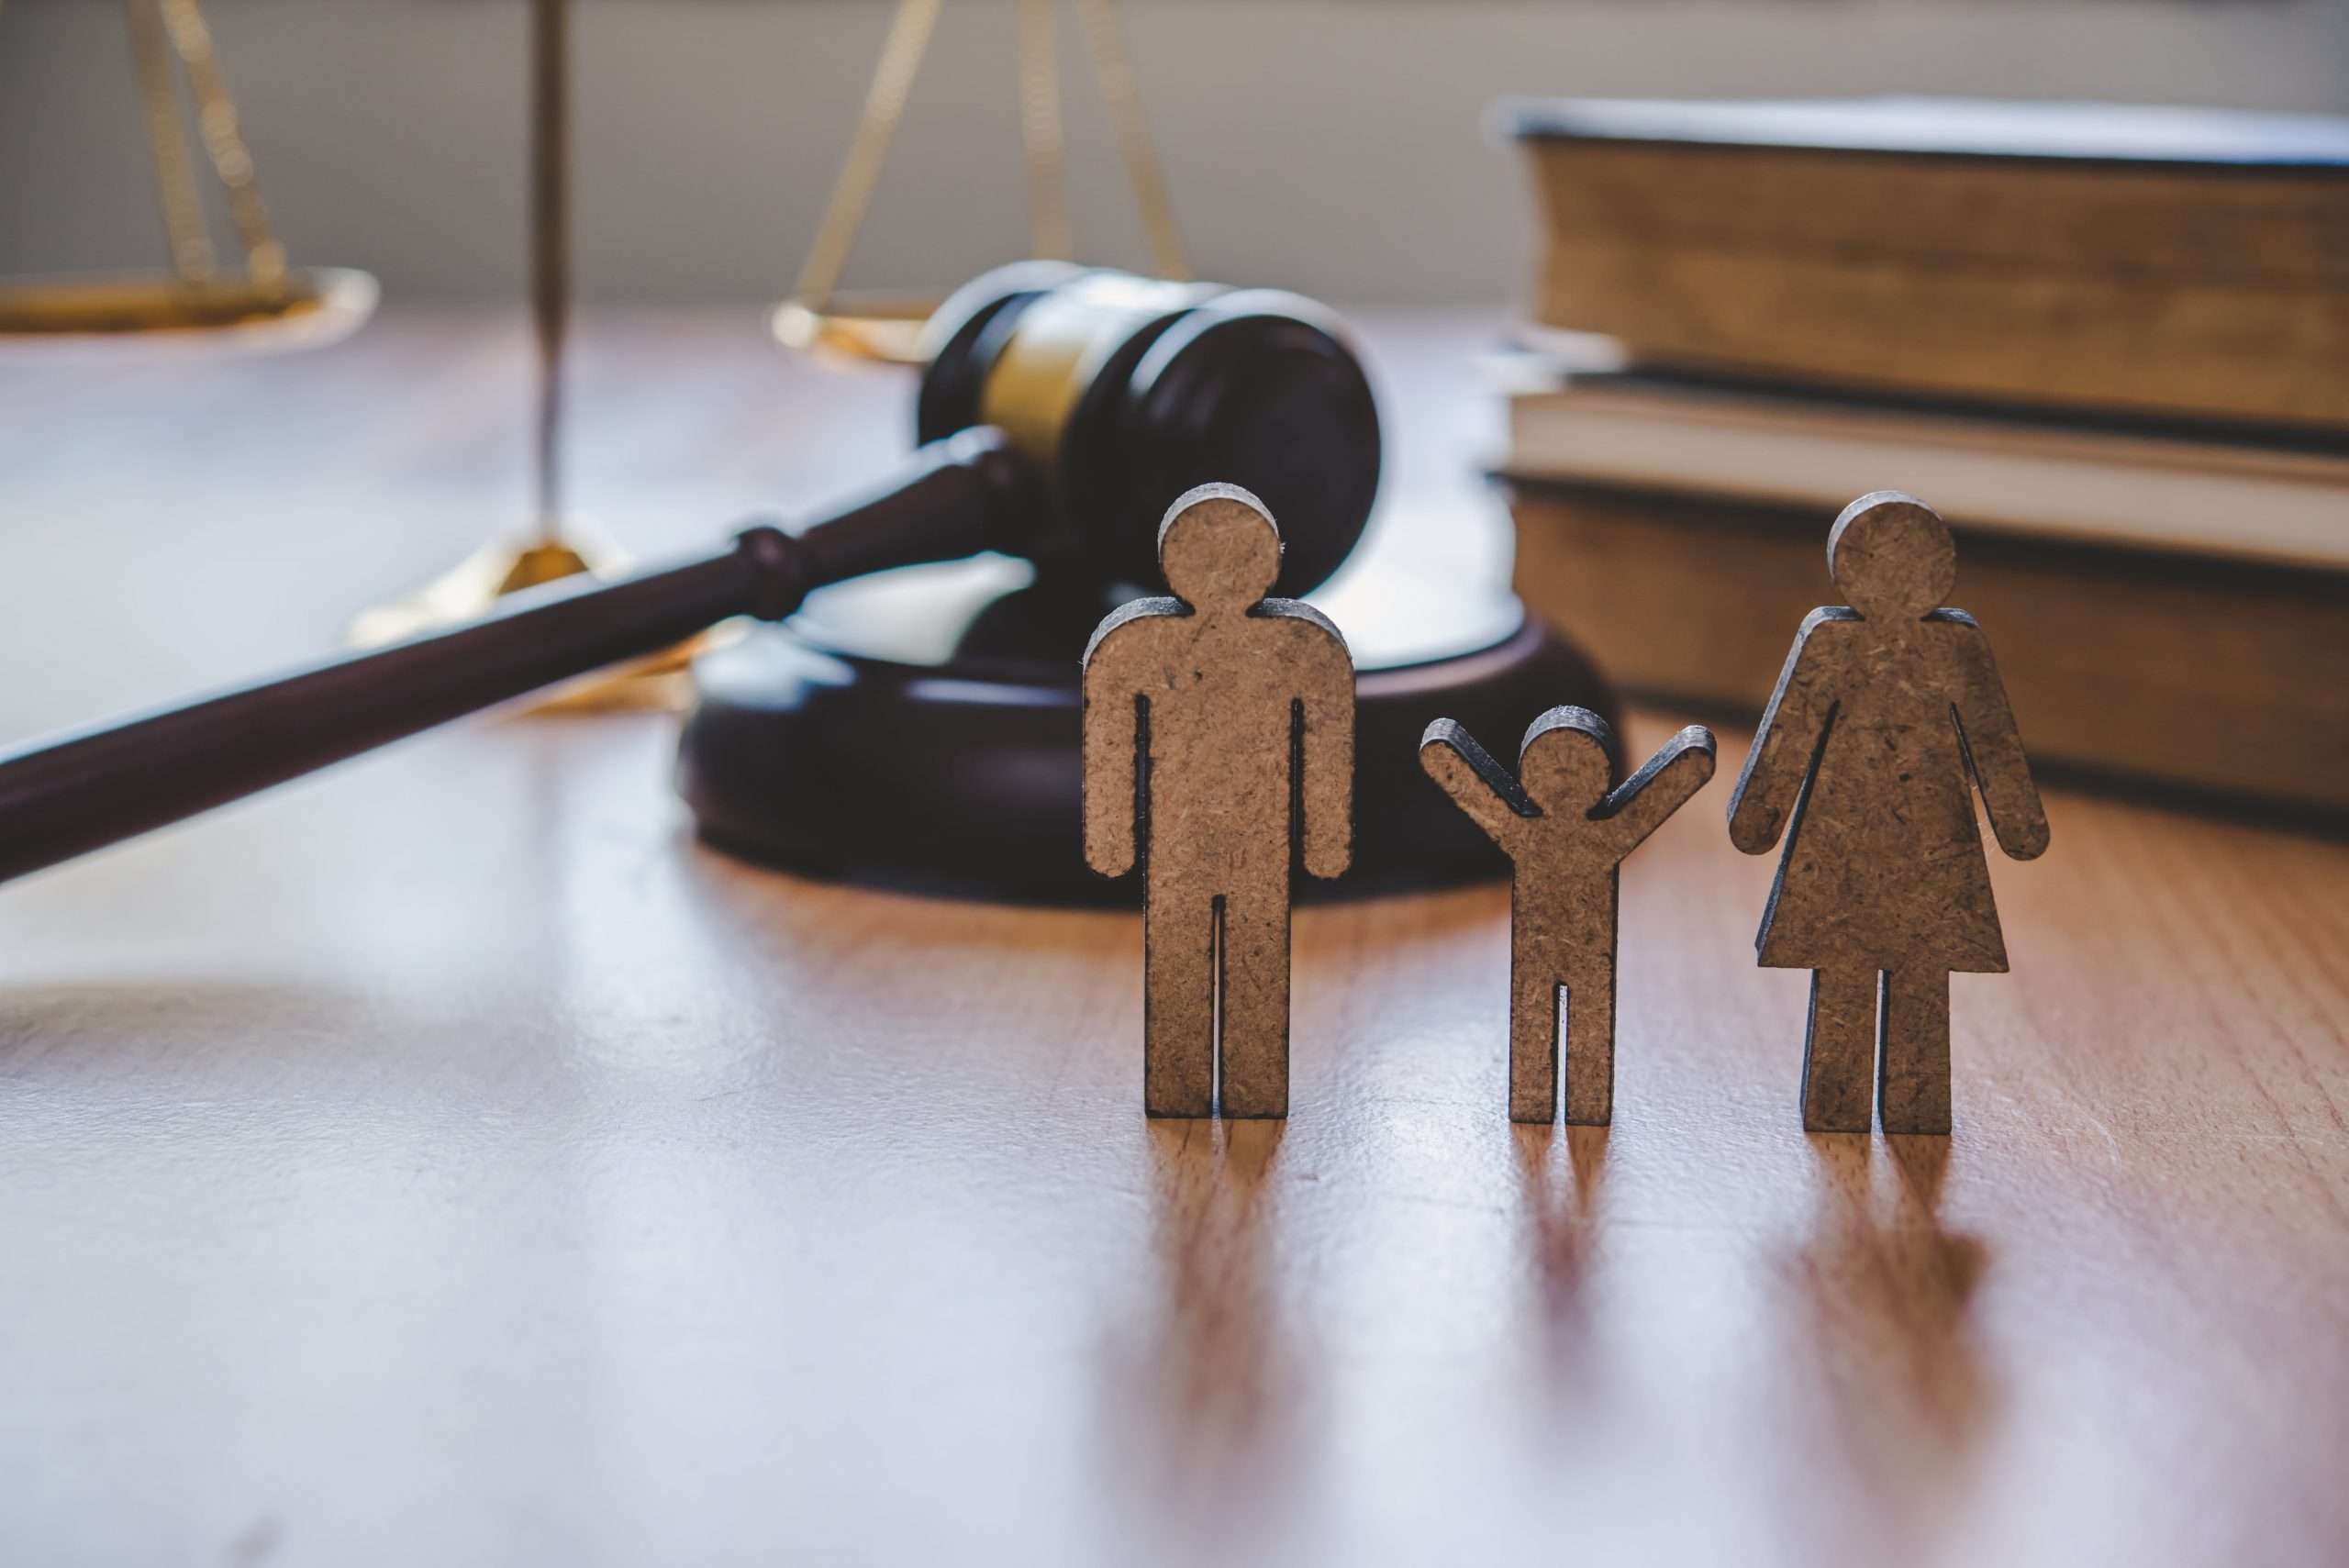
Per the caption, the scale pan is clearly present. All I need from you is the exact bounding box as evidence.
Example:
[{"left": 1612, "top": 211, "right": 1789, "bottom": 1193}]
[
  {"left": 0, "top": 266, "right": 378, "bottom": 361},
  {"left": 770, "top": 293, "right": 937, "bottom": 367}
]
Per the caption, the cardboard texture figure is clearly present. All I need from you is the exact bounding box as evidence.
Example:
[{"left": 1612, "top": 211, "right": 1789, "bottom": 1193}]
[
  {"left": 1082, "top": 485, "right": 1356, "bottom": 1118},
  {"left": 1728, "top": 492, "right": 2050, "bottom": 1135},
  {"left": 1420, "top": 707, "right": 1716, "bottom": 1123}
]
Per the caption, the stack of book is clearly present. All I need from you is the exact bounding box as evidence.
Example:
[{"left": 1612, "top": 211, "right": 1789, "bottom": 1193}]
[{"left": 1492, "top": 96, "right": 2349, "bottom": 814}]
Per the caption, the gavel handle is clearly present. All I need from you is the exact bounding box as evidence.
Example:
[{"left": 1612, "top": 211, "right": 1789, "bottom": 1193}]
[{"left": 0, "top": 428, "right": 1037, "bottom": 885}]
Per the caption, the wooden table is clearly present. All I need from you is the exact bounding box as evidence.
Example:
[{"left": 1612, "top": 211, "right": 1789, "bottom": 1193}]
[{"left": 2, "top": 312, "right": 2343, "bottom": 1566}]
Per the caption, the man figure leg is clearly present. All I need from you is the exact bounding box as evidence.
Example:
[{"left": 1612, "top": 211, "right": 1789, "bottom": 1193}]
[
  {"left": 1216, "top": 888, "right": 1293, "bottom": 1118},
  {"left": 1143, "top": 883, "right": 1216, "bottom": 1117}
]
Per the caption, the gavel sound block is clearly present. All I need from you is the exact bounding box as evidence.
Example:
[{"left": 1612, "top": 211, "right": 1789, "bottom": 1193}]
[{"left": 0, "top": 267, "right": 1615, "bottom": 898}]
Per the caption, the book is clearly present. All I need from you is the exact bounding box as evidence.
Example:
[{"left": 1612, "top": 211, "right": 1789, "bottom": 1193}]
[
  {"left": 1499, "top": 96, "right": 2349, "bottom": 428},
  {"left": 1497, "top": 358, "right": 2349, "bottom": 570},
  {"left": 1503, "top": 478, "right": 2349, "bottom": 814}
]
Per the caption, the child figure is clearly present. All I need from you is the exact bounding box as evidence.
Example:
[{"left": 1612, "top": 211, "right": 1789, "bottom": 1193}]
[{"left": 1420, "top": 707, "right": 1716, "bottom": 1123}]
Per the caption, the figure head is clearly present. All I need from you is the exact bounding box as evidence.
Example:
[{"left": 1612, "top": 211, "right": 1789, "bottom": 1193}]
[
  {"left": 1157, "top": 484, "right": 1283, "bottom": 612},
  {"left": 1828, "top": 492, "right": 1956, "bottom": 620},
  {"left": 1518, "top": 706, "right": 1620, "bottom": 817}
]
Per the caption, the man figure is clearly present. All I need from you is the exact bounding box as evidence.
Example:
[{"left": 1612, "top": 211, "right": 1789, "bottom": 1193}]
[
  {"left": 1420, "top": 707, "right": 1715, "bottom": 1123},
  {"left": 1082, "top": 485, "right": 1355, "bottom": 1118}
]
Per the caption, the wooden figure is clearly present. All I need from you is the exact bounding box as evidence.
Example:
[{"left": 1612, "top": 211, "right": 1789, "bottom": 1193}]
[
  {"left": 1727, "top": 492, "right": 2050, "bottom": 1136},
  {"left": 1420, "top": 707, "right": 1716, "bottom": 1124},
  {"left": 1081, "top": 484, "right": 1356, "bottom": 1118}
]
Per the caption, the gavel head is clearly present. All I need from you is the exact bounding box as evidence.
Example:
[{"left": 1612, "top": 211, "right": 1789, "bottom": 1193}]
[{"left": 913, "top": 262, "right": 1382, "bottom": 598}]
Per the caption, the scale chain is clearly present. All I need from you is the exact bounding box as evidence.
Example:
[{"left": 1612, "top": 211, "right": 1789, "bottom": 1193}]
[
  {"left": 156, "top": 0, "right": 288, "bottom": 288},
  {"left": 112, "top": 0, "right": 290, "bottom": 288},
  {"left": 124, "top": 0, "right": 216, "bottom": 283},
  {"left": 790, "top": 0, "right": 1189, "bottom": 311},
  {"left": 792, "top": 0, "right": 943, "bottom": 310},
  {"left": 1017, "top": 0, "right": 1072, "bottom": 263},
  {"left": 1071, "top": 0, "right": 1187, "bottom": 281}
]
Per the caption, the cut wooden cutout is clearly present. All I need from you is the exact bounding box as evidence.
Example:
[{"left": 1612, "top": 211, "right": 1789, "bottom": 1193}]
[
  {"left": 1420, "top": 706, "right": 1715, "bottom": 1123},
  {"left": 1728, "top": 491, "right": 2051, "bottom": 1136},
  {"left": 1082, "top": 484, "right": 1356, "bottom": 1118}
]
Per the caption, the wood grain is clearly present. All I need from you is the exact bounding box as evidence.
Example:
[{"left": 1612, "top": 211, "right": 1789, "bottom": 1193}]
[{"left": 0, "top": 310, "right": 2344, "bottom": 1566}]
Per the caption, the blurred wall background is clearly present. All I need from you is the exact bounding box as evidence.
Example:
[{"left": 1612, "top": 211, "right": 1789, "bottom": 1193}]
[{"left": 3, "top": 0, "right": 2346, "bottom": 306}]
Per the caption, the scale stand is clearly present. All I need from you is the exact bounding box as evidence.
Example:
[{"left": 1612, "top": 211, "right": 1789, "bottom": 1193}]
[
  {"left": 345, "top": 0, "right": 700, "bottom": 705},
  {"left": 772, "top": 0, "right": 1189, "bottom": 367}
]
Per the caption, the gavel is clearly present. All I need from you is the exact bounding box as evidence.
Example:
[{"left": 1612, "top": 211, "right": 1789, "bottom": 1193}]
[{"left": 0, "top": 267, "right": 1383, "bottom": 886}]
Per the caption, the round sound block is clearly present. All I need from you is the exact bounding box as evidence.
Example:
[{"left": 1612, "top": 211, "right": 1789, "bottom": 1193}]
[{"left": 677, "top": 547, "right": 1618, "bottom": 903}]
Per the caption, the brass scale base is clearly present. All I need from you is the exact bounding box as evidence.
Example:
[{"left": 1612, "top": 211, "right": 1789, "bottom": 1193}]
[{"left": 354, "top": 538, "right": 715, "bottom": 713}]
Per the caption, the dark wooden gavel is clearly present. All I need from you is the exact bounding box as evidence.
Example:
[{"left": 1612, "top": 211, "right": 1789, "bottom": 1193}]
[{"left": 0, "top": 267, "right": 1382, "bottom": 885}]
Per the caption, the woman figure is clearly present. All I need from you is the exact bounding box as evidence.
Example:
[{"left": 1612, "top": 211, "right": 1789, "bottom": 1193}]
[{"left": 1728, "top": 492, "right": 2049, "bottom": 1135}]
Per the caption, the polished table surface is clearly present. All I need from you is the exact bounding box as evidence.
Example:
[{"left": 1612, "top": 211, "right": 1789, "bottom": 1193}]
[{"left": 2, "top": 311, "right": 2344, "bottom": 1567}]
